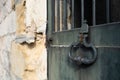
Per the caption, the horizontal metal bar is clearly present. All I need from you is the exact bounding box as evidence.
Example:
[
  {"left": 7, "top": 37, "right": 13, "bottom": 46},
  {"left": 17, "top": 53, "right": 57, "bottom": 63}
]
[
  {"left": 95, "top": 46, "right": 120, "bottom": 48},
  {"left": 50, "top": 45, "right": 120, "bottom": 48},
  {"left": 50, "top": 45, "right": 70, "bottom": 47}
]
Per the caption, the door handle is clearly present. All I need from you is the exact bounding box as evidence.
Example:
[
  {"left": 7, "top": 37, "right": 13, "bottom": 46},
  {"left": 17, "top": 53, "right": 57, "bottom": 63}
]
[
  {"left": 69, "top": 21, "right": 97, "bottom": 66},
  {"left": 69, "top": 40, "right": 97, "bottom": 66}
]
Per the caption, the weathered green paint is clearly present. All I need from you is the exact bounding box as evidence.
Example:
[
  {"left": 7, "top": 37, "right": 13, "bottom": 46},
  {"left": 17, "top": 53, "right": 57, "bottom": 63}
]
[
  {"left": 47, "top": 0, "right": 53, "bottom": 37},
  {"left": 48, "top": 47, "right": 120, "bottom": 80},
  {"left": 47, "top": 19, "right": 120, "bottom": 80},
  {"left": 50, "top": 22, "right": 120, "bottom": 46}
]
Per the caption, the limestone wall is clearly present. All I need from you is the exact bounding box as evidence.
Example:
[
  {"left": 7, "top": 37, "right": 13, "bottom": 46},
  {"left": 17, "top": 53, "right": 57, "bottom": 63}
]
[
  {"left": 0, "top": 0, "right": 47, "bottom": 80},
  {"left": 0, "top": 0, "right": 17, "bottom": 79}
]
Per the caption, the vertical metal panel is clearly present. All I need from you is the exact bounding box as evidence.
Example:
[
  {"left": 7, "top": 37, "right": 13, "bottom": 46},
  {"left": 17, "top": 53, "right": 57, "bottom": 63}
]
[
  {"left": 57, "top": 0, "right": 60, "bottom": 31},
  {"left": 106, "top": 0, "right": 110, "bottom": 23},
  {"left": 81, "top": 0, "right": 84, "bottom": 25},
  {"left": 62, "top": 0, "right": 67, "bottom": 30},
  {"left": 92, "top": 0, "right": 96, "bottom": 25},
  {"left": 71, "top": 0, "right": 74, "bottom": 29}
]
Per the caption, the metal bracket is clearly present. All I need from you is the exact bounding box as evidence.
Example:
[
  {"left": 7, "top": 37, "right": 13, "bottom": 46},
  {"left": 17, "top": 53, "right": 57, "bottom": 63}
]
[{"left": 80, "top": 20, "right": 89, "bottom": 33}]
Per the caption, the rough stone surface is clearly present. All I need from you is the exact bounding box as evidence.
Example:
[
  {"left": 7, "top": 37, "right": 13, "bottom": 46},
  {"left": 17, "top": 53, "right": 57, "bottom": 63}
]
[
  {"left": 0, "top": 0, "right": 17, "bottom": 79},
  {"left": 25, "top": 0, "right": 47, "bottom": 29},
  {"left": 14, "top": 0, "right": 47, "bottom": 80},
  {"left": 0, "top": 0, "right": 47, "bottom": 80},
  {"left": 11, "top": 34, "right": 47, "bottom": 80},
  {"left": 0, "top": 11, "right": 16, "bottom": 36},
  {"left": 0, "top": 0, "right": 12, "bottom": 24},
  {"left": 0, "top": 34, "right": 16, "bottom": 80}
]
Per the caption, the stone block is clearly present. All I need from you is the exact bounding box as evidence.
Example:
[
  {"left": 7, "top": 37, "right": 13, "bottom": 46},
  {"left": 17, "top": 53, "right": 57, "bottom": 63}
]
[
  {"left": 0, "top": 38, "right": 11, "bottom": 80},
  {"left": 10, "top": 42, "right": 25, "bottom": 79},
  {"left": 0, "top": 0, "right": 12, "bottom": 23},
  {"left": 0, "top": 11, "right": 16, "bottom": 36}
]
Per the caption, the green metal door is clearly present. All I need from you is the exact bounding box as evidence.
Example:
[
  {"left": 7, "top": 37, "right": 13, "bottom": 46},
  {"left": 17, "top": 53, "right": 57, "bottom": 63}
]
[{"left": 47, "top": 0, "right": 120, "bottom": 80}]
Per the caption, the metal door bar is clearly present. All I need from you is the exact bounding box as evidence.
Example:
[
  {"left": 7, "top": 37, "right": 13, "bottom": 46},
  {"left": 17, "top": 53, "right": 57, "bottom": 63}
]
[
  {"left": 92, "top": 0, "right": 96, "bottom": 25},
  {"left": 50, "top": 45, "right": 120, "bottom": 48},
  {"left": 106, "top": 0, "right": 110, "bottom": 23},
  {"left": 52, "top": 0, "right": 112, "bottom": 32},
  {"left": 57, "top": 0, "right": 60, "bottom": 31},
  {"left": 52, "top": 0, "right": 55, "bottom": 32},
  {"left": 81, "top": 0, "right": 84, "bottom": 25},
  {"left": 62, "top": 0, "right": 67, "bottom": 30},
  {"left": 71, "top": 0, "right": 74, "bottom": 29}
]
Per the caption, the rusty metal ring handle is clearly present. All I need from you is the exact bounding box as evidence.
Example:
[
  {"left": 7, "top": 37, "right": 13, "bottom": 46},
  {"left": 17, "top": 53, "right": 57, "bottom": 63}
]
[{"left": 69, "top": 41, "right": 97, "bottom": 65}]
